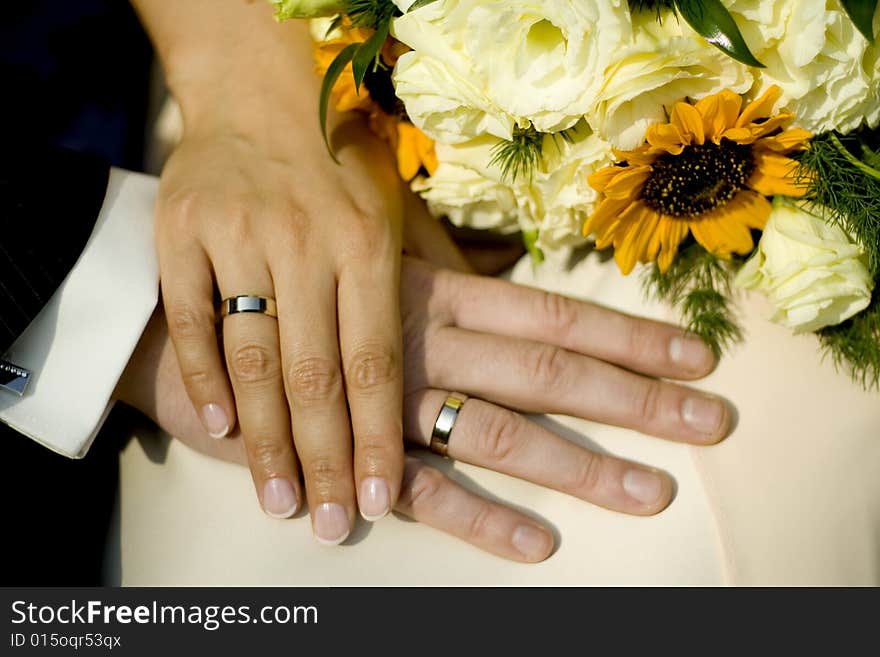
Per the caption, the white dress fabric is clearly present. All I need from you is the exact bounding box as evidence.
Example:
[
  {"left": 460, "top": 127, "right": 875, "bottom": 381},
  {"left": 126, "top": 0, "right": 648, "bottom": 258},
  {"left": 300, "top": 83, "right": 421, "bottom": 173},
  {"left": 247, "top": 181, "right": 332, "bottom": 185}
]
[{"left": 110, "top": 247, "right": 880, "bottom": 586}]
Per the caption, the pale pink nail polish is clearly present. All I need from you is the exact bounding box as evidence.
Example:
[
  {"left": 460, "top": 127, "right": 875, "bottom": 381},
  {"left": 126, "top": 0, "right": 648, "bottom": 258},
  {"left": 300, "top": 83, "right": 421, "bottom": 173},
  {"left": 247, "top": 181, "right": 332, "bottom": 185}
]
[
  {"left": 201, "top": 403, "right": 230, "bottom": 439},
  {"left": 313, "top": 503, "right": 350, "bottom": 545},
  {"left": 262, "top": 478, "right": 298, "bottom": 519},
  {"left": 359, "top": 477, "right": 390, "bottom": 521}
]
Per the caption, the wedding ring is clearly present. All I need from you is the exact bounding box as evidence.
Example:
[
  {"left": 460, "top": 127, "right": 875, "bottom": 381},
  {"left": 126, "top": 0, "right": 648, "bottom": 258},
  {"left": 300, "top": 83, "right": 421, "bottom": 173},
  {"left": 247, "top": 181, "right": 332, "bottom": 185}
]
[
  {"left": 429, "top": 392, "right": 468, "bottom": 458},
  {"left": 220, "top": 295, "right": 278, "bottom": 319}
]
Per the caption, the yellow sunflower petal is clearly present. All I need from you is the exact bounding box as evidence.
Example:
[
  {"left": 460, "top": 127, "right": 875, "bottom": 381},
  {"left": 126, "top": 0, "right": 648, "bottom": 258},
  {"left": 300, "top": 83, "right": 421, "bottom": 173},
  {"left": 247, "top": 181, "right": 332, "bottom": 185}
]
[
  {"left": 603, "top": 165, "right": 651, "bottom": 200},
  {"left": 613, "top": 147, "right": 655, "bottom": 166},
  {"left": 754, "top": 128, "right": 813, "bottom": 154},
  {"left": 670, "top": 102, "right": 705, "bottom": 145},
  {"left": 720, "top": 127, "right": 755, "bottom": 144},
  {"left": 736, "top": 85, "right": 783, "bottom": 127},
  {"left": 736, "top": 190, "right": 773, "bottom": 230},
  {"left": 588, "top": 165, "right": 625, "bottom": 193},
  {"left": 689, "top": 200, "right": 755, "bottom": 258},
  {"left": 749, "top": 152, "right": 808, "bottom": 197},
  {"left": 646, "top": 123, "right": 686, "bottom": 154},
  {"left": 584, "top": 198, "right": 630, "bottom": 240},
  {"left": 657, "top": 218, "right": 690, "bottom": 273},
  {"left": 695, "top": 89, "right": 742, "bottom": 141},
  {"left": 745, "top": 112, "right": 794, "bottom": 139},
  {"left": 613, "top": 204, "right": 656, "bottom": 275}
]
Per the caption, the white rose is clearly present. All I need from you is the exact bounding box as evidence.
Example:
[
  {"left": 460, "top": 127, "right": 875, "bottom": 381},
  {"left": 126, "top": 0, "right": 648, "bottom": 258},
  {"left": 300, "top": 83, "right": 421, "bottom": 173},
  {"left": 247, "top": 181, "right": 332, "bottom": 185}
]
[
  {"left": 392, "top": 52, "right": 515, "bottom": 143},
  {"left": 735, "top": 201, "right": 874, "bottom": 333},
  {"left": 725, "top": 0, "right": 880, "bottom": 134},
  {"left": 589, "top": 12, "right": 753, "bottom": 149},
  {"left": 514, "top": 125, "right": 614, "bottom": 252},
  {"left": 392, "top": 0, "right": 630, "bottom": 137},
  {"left": 412, "top": 136, "right": 520, "bottom": 233}
]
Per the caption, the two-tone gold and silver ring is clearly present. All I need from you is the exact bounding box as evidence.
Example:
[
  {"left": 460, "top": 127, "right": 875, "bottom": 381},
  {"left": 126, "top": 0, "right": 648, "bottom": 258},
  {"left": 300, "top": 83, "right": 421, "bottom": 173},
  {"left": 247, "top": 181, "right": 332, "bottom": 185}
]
[
  {"left": 429, "top": 392, "right": 469, "bottom": 458},
  {"left": 220, "top": 295, "right": 278, "bottom": 319}
]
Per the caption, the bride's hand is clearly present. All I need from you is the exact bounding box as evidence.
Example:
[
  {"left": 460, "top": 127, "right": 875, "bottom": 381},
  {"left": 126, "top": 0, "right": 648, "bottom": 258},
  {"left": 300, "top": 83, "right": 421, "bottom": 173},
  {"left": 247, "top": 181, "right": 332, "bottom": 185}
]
[
  {"left": 133, "top": 2, "right": 406, "bottom": 542},
  {"left": 117, "top": 256, "right": 730, "bottom": 562}
]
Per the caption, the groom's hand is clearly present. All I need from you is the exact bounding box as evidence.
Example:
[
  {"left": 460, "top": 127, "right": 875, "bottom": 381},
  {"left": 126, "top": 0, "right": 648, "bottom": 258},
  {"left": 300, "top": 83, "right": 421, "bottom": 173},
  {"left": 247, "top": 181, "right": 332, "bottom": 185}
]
[{"left": 116, "top": 256, "right": 730, "bottom": 562}]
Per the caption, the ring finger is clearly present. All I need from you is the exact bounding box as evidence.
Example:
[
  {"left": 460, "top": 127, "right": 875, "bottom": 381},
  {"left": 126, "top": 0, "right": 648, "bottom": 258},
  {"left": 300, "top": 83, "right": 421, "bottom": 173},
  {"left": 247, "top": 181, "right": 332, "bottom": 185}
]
[{"left": 404, "top": 389, "right": 674, "bottom": 515}]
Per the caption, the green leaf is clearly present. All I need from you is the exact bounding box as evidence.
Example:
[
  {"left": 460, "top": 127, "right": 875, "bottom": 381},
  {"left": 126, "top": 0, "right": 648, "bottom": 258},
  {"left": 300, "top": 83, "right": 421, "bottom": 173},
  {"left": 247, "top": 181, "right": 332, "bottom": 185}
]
[
  {"left": 352, "top": 21, "right": 390, "bottom": 93},
  {"left": 841, "top": 0, "right": 878, "bottom": 41},
  {"left": 674, "top": 0, "right": 765, "bottom": 68},
  {"left": 319, "top": 42, "right": 359, "bottom": 164},
  {"left": 407, "top": 0, "right": 439, "bottom": 12}
]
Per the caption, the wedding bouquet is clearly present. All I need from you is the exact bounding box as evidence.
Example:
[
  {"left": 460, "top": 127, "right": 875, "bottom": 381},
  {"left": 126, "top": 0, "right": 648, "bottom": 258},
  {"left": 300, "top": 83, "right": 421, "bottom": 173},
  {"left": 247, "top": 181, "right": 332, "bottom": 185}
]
[{"left": 271, "top": 0, "right": 880, "bottom": 389}]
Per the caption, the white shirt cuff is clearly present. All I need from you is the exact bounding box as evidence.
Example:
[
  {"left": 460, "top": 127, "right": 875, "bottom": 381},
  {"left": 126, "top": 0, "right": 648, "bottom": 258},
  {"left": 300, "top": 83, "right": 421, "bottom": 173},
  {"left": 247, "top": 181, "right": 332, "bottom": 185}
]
[{"left": 0, "top": 168, "right": 160, "bottom": 458}]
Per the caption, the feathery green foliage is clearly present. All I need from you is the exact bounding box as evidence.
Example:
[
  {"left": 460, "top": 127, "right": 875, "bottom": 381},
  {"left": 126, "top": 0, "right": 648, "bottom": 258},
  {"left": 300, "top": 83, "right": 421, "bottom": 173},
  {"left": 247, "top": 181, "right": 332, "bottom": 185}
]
[
  {"left": 797, "top": 130, "right": 880, "bottom": 277},
  {"left": 799, "top": 128, "right": 880, "bottom": 388},
  {"left": 643, "top": 241, "right": 742, "bottom": 358},
  {"left": 490, "top": 126, "right": 577, "bottom": 183},
  {"left": 489, "top": 126, "right": 546, "bottom": 183},
  {"left": 818, "top": 292, "right": 880, "bottom": 390}
]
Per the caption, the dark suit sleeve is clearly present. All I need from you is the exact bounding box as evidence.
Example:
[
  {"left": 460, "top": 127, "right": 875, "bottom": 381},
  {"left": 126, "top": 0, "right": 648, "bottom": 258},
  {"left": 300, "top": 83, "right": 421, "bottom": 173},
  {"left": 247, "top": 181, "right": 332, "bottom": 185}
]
[{"left": 0, "top": 143, "right": 110, "bottom": 354}]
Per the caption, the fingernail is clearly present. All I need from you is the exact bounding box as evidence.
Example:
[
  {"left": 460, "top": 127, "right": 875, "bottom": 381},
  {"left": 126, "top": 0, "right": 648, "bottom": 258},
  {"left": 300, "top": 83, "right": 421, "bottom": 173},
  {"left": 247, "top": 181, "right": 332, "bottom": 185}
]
[
  {"left": 669, "top": 334, "right": 713, "bottom": 373},
  {"left": 262, "top": 478, "right": 299, "bottom": 519},
  {"left": 359, "top": 477, "right": 390, "bottom": 521},
  {"left": 511, "top": 524, "right": 553, "bottom": 561},
  {"left": 623, "top": 469, "right": 664, "bottom": 505},
  {"left": 682, "top": 395, "right": 725, "bottom": 436},
  {"left": 313, "top": 503, "right": 350, "bottom": 545},
  {"left": 201, "top": 403, "right": 229, "bottom": 439}
]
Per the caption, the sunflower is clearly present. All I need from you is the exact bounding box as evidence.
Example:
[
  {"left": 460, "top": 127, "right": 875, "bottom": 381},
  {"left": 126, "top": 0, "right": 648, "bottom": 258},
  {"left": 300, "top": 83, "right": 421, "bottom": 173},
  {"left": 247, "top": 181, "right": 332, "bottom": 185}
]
[
  {"left": 583, "top": 86, "right": 813, "bottom": 275},
  {"left": 313, "top": 26, "right": 436, "bottom": 181}
]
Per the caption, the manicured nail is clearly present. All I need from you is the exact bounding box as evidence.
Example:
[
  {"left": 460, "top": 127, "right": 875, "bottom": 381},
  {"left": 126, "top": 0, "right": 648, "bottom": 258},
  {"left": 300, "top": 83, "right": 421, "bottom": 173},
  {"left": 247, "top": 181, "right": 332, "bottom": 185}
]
[
  {"left": 359, "top": 477, "right": 390, "bottom": 521},
  {"left": 669, "top": 334, "right": 714, "bottom": 373},
  {"left": 262, "top": 478, "right": 298, "bottom": 519},
  {"left": 623, "top": 469, "right": 664, "bottom": 505},
  {"left": 313, "top": 503, "right": 350, "bottom": 545},
  {"left": 682, "top": 395, "right": 725, "bottom": 436},
  {"left": 511, "top": 524, "right": 553, "bottom": 561},
  {"left": 201, "top": 403, "right": 230, "bottom": 439}
]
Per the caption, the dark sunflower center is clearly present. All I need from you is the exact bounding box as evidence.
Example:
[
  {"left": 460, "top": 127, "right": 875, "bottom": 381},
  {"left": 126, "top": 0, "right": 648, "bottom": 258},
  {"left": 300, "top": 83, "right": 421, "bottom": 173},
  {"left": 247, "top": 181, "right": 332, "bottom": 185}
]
[{"left": 640, "top": 139, "right": 755, "bottom": 217}]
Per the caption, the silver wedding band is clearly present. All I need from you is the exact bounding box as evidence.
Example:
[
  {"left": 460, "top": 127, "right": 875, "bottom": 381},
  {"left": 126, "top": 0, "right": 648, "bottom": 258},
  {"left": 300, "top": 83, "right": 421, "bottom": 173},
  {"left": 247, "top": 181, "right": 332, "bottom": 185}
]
[
  {"left": 220, "top": 295, "right": 278, "bottom": 319},
  {"left": 429, "top": 392, "right": 468, "bottom": 458}
]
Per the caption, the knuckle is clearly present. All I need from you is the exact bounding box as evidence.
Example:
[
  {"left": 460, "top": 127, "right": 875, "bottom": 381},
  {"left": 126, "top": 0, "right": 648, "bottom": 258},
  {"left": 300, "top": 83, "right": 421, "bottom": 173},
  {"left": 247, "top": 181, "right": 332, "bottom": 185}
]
[
  {"left": 180, "top": 369, "right": 213, "bottom": 394},
  {"left": 540, "top": 291, "right": 578, "bottom": 340},
  {"left": 344, "top": 344, "right": 399, "bottom": 393},
  {"left": 248, "top": 438, "right": 290, "bottom": 472},
  {"left": 473, "top": 407, "right": 522, "bottom": 463},
  {"left": 303, "top": 457, "right": 346, "bottom": 495},
  {"left": 625, "top": 318, "right": 652, "bottom": 362},
  {"left": 526, "top": 344, "right": 568, "bottom": 390},
  {"left": 166, "top": 304, "right": 213, "bottom": 340},
  {"left": 229, "top": 343, "right": 280, "bottom": 384},
  {"left": 633, "top": 380, "right": 662, "bottom": 426},
  {"left": 570, "top": 452, "right": 603, "bottom": 496},
  {"left": 287, "top": 356, "right": 342, "bottom": 404},
  {"left": 345, "top": 208, "right": 394, "bottom": 256},
  {"left": 402, "top": 465, "right": 446, "bottom": 510},
  {"left": 161, "top": 188, "right": 203, "bottom": 231},
  {"left": 466, "top": 504, "right": 494, "bottom": 542},
  {"left": 275, "top": 205, "right": 311, "bottom": 254}
]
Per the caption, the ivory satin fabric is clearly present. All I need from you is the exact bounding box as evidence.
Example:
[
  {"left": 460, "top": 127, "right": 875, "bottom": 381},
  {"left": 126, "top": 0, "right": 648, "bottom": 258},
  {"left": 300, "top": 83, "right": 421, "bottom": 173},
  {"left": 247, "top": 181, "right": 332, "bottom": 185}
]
[{"left": 110, "top": 250, "right": 880, "bottom": 586}]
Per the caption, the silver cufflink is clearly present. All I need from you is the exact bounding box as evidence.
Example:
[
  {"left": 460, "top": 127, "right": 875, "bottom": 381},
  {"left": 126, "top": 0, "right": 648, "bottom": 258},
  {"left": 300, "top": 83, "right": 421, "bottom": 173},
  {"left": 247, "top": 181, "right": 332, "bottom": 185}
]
[{"left": 0, "top": 358, "right": 32, "bottom": 396}]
